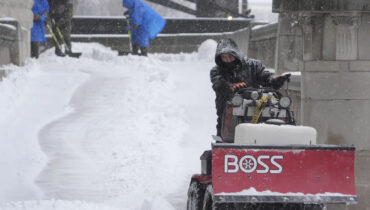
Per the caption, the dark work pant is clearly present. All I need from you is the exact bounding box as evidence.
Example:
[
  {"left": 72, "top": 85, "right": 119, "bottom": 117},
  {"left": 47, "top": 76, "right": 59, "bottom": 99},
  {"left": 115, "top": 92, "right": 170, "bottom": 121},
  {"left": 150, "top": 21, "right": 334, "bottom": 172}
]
[
  {"left": 215, "top": 97, "right": 227, "bottom": 137},
  {"left": 50, "top": 3, "right": 73, "bottom": 52},
  {"left": 132, "top": 44, "right": 148, "bottom": 56},
  {"left": 140, "top": 47, "right": 148, "bottom": 56},
  {"left": 132, "top": 44, "right": 139, "bottom": 55},
  {"left": 31, "top": 42, "right": 39, "bottom": 59}
]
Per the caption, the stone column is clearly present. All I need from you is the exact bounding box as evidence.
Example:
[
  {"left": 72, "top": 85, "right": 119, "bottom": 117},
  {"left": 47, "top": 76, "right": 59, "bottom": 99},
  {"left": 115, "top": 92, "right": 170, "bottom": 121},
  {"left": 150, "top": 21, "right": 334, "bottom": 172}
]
[
  {"left": 273, "top": 1, "right": 370, "bottom": 210},
  {"left": 332, "top": 13, "right": 360, "bottom": 60},
  {"left": 298, "top": 13, "right": 325, "bottom": 61},
  {"left": 302, "top": 12, "right": 370, "bottom": 210}
]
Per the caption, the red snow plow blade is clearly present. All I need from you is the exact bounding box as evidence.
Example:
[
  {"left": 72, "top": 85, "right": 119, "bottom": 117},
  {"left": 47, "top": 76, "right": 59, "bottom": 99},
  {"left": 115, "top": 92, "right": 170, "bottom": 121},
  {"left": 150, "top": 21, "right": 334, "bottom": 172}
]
[{"left": 212, "top": 144, "right": 357, "bottom": 205}]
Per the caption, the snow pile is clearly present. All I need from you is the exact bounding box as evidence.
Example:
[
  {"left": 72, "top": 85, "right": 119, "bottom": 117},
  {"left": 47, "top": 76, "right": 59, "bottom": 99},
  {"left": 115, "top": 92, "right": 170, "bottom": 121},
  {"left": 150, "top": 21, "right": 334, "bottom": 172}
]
[
  {"left": 0, "top": 17, "right": 17, "bottom": 21},
  {"left": 218, "top": 187, "right": 355, "bottom": 197},
  {"left": 248, "top": 0, "right": 278, "bottom": 23},
  {"left": 0, "top": 56, "right": 90, "bottom": 203},
  {"left": 0, "top": 63, "right": 33, "bottom": 119},
  {"left": 0, "top": 200, "right": 119, "bottom": 210},
  {"left": 97, "top": 53, "right": 192, "bottom": 209},
  {"left": 197, "top": 39, "right": 217, "bottom": 62},
  {"left": 0, "top": 23, "right": 17, "bottom": 31},
  {"left": 0, "top": 43, "right": 215, "bottom": 209},
  {"left": 0, "top": 62, "right": 45, "bottom": 202}
]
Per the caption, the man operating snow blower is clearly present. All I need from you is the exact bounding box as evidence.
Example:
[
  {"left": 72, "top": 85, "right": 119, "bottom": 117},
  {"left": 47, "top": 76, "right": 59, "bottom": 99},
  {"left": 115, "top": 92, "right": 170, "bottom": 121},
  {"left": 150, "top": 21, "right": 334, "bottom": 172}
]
[
  {"left": 210, "top": 39, "right": 291, "bottom": 137},
  {"left": 186, "top": 38, "right": 357, "bottom": 210}
]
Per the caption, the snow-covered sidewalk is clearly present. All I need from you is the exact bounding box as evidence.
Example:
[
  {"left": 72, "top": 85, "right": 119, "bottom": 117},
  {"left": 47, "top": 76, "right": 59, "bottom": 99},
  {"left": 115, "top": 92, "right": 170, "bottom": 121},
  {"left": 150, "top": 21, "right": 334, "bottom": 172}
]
[{"left": 0, "top": 43, "right": 216, "bottom": 210}]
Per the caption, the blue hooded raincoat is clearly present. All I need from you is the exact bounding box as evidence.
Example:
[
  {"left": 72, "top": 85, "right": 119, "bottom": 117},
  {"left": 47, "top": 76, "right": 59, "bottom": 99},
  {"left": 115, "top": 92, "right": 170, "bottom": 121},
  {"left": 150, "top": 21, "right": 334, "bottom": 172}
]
[
  {"left": 122, "top": 0, "right": 166, "bottom": 47},
  {"left": 31, "top": 0, "right": 49, "bottom": 42}
]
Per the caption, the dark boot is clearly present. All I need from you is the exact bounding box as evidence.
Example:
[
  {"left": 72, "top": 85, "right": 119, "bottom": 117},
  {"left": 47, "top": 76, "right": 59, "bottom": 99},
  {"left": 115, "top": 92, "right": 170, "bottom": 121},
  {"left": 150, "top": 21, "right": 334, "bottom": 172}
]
[
  {"left": 132, "top": 44, "right": 139, "bottom": 55},
  {"left": 140, "top": 47, "right": 148, "bottom": 56},
  {"left": 66, "top": 50, "right": 82, "bottom": 58},
  {"left": 55, "top": 47, "right": 66, "bottom": 57},
  {"left": 31, "top": 42, "right": 39, "bottom": 59}
]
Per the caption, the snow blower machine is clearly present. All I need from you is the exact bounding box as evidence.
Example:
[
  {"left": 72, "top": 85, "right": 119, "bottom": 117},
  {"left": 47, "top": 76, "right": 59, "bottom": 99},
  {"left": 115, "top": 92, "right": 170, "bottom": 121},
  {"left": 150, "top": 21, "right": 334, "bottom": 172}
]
[{"left": 187, "top": 86, "right": 357, "bottom": 210}]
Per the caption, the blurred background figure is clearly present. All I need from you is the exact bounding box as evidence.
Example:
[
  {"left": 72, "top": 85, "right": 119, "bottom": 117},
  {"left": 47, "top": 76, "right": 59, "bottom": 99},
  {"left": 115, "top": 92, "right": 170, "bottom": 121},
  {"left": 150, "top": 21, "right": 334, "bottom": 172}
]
[
  {"left": 122, "top": 0, "right": 166, "bottom": 56},
  {"left": 31, "top": 0, "right": 49, "bottom": 59},
  {"left": 48, "top": 0, "right": 74, "bottom": 56}
]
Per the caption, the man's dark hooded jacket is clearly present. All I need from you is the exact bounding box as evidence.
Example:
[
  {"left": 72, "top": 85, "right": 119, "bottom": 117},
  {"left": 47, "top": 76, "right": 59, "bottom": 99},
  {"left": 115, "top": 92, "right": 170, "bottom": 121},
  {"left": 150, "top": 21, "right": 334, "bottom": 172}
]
[{"left": 210, "top": 39, "right": 275, "bottom": 136}]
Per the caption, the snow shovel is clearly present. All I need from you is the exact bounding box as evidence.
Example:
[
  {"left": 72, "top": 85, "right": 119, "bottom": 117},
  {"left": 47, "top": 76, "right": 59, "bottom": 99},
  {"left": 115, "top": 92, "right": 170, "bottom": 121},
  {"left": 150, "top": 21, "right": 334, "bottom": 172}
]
[
  {"left": 46, "top": 22, "right": 66, "bottom": 57},
  {"left": 51, "top": 18, "right": 82, "bottom": 58},
  {"left": 118, "top": 18, "right": 133, "bottom": 56}
]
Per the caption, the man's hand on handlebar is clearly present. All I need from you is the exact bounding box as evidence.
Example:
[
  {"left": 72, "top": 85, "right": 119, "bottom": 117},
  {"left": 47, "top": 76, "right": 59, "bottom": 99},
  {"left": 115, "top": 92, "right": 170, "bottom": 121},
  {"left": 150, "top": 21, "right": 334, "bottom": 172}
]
[{"left": 271, "top": 73, "right": 291, "bottom": 89}]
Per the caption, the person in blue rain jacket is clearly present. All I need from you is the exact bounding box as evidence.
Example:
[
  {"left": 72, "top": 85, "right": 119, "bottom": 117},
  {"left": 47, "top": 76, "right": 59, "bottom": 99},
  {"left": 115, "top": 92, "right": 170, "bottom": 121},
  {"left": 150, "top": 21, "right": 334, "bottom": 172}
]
[
  {"left": 31, "top": 0, "right": 49, "bottom": 59},
  {"left": 122, "top": 0, "right": 166, "bottom": 56}
]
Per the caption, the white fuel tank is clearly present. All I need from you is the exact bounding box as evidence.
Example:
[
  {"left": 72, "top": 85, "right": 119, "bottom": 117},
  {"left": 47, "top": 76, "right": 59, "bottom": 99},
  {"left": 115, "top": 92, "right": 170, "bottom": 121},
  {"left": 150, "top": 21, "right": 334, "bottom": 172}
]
[{"left": 234, "top": 124, "right": 317, "bottom": 145}]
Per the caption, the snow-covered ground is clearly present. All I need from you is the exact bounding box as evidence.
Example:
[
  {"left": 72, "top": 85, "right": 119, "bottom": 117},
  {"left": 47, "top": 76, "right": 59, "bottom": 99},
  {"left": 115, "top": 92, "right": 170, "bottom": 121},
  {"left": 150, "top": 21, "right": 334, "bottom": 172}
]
[{"left": 0, "top": 42, "right": 217, "bottom": 209}]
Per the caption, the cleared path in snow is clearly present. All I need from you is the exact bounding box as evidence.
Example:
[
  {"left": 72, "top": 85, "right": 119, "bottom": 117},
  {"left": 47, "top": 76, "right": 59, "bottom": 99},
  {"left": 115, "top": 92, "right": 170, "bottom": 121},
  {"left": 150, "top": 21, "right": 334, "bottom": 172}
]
[
  {"left": 0, "top": 43, "right": 216, "bottom": 210},
  {"left": 36, "top": 74, "right": 129, "bottom": 201}
]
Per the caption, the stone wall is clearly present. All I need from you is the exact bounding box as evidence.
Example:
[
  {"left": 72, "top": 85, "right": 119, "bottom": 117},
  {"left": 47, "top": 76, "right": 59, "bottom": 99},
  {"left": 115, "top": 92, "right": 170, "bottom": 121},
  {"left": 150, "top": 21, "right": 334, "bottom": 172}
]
[
  {"left": 55, "top": 27, "right": 250, "bottom": 55},
  {"left": 247, "top": 16, "right": 303, "bottom": 74},
  {"left": 248, "top": 23, "right": 278, "bottom": 69},
  {"left": 0, "top": 23, "right": 16, "bottom": 66},
  {"left": 0, "top": 0, "right": 33, "bottom": 66},
  {"left": 274, "top": 13, "right": 303, "bottom": 74},
  {"left": 43, "top": 17, "right": 251, "bottom": 55}
]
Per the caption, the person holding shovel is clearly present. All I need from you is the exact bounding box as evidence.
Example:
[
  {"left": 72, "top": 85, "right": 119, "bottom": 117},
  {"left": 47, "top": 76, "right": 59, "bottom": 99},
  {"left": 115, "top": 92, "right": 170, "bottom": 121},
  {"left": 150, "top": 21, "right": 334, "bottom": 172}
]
[
  {"left": 122, "top": 0, "right": 166, "bottom": 56},
  {"left": 48, "top": 0, "right": 79, "bottom": 57}
]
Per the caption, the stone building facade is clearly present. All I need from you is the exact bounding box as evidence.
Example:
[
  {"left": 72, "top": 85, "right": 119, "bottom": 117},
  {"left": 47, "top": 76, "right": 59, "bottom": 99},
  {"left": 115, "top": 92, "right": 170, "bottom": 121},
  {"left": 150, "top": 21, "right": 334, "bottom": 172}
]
[
  {"left": 271, "top": 1, "right": 370, "bottom": 209},
  {"left": 0, "top": 0, "right": 33, "bottom": 66}
]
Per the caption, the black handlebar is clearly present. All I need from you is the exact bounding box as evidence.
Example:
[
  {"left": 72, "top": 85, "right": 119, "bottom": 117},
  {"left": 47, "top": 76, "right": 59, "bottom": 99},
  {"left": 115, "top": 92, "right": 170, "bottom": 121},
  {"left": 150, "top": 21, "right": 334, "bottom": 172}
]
[{"left": 236, "top": 86, "right": 283, "bottom": 99}]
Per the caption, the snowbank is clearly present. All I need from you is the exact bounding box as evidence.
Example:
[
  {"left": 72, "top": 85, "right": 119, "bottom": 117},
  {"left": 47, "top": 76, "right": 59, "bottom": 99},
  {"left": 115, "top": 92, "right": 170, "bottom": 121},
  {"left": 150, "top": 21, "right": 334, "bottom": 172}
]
[
  {"left": 0, "top": 23, "right": 17, "bottom": 31},
  {"left": 0, "top": 200, "right": 119, "bottom": 210},
  {"left": 0, "top": 57, "right": 90, "bottom": 203},
  {"left": 197, "top": 39, "right": 217, "bottom": 62},
  {"left": 0, "top": 43, "right": 215, "bottom": 209}
]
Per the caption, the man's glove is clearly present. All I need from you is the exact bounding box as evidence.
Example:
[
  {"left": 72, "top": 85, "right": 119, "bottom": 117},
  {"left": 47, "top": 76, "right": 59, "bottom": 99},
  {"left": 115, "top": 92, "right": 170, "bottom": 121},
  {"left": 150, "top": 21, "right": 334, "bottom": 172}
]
[
  {"left": 232, "top": 82, "right": 247, "bottom": 93},
  {"left": 123, "top": 10, "right": 130, "bottom": 18},
  {"left": 40, "top": 14, "right": 47, "bottom": 22},
  {"left": 271, "top": 73, "right": 291, "bottom": 89}
]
